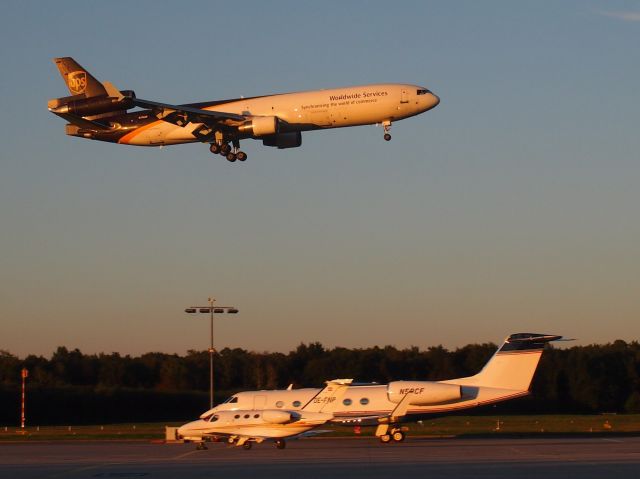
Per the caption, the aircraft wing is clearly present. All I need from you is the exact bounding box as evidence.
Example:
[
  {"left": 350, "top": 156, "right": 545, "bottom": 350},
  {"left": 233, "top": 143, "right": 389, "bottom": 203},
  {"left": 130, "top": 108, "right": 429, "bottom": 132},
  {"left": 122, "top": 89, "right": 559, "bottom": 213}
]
[{"left": 132, "top": 98, "right": 246, "bottom": 127}]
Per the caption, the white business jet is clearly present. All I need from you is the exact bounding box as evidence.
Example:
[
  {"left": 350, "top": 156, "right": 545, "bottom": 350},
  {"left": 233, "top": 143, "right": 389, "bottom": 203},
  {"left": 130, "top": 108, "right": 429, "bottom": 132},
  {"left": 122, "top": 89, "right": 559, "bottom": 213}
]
[
  {"left": 178, "top": 378, "right": 352, "bottom": 449},
  {"left": 203, "top": 333, "right": 565, "bottom": 444}
]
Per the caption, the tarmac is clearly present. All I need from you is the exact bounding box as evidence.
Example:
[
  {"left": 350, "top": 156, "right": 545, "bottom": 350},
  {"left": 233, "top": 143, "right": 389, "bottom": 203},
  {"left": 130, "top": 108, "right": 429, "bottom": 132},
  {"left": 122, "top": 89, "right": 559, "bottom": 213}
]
[{"left": 1, "top": 436, "right": 640, "bottom": 478}]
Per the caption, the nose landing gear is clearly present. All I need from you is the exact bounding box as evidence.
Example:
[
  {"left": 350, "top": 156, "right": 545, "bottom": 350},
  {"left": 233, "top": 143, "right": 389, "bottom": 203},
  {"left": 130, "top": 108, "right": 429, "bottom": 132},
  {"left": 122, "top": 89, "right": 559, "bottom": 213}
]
[{"left": 382, "top": 120, "right": 392, "bottom": 141}]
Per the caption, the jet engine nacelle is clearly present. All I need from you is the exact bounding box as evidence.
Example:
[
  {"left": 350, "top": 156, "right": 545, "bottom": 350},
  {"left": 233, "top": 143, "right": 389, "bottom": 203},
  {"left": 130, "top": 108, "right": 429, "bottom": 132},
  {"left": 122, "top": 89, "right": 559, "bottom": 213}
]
[
  {"left": 49, "top": 91, "right": 136, "bottom": 117},
  {"left": 262, "top": 131, "right": 302, "bottom": 149},
  {"left": 261, "top": 410, "right": 293, "bottom": 424},
  {"left": 387, "top": 381, "right": 462, "bottom": 406},
  {"left": 238, "top": 116, "right": 279, "bottom": 137}
]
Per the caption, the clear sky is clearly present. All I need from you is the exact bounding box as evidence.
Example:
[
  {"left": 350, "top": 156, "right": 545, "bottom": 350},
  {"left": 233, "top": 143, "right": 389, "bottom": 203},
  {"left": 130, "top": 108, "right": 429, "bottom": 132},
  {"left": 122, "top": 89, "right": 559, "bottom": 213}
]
[{"left": 1, "top": 1, "right": 639, "bottom": 357}]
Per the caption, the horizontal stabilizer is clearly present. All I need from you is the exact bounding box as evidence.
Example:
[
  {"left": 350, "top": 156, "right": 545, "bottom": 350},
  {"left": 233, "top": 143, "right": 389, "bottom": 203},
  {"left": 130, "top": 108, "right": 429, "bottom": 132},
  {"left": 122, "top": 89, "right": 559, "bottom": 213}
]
[{"left": 51, "top": 111, "right": 111, "bottom": 131}]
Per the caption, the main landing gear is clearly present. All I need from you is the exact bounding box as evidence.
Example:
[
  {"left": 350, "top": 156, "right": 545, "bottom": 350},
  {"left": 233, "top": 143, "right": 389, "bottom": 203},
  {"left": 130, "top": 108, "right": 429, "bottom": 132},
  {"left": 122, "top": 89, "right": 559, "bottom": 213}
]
[
  {"left": 379, "top": 428, "right": 405, "bottom": 443},
  {"left": 382, "top": 120, "right": 392, "bottom": 141},
  {"left": 209, "top": 139, "right": 248, "bottom": 163}
]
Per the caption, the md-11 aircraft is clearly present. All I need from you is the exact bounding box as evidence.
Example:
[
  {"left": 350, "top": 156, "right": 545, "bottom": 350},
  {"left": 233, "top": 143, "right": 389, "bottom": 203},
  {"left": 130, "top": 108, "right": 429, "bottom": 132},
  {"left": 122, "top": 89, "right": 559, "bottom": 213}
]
[
  {"left": 47, "top": 57, "right": 440, "bottom": 162},
  {"left": 178, "top": 378, "right": 352, "bottom": 450},
  {"left": 182, "top": 333, "right": 565, "bottom": 447}
]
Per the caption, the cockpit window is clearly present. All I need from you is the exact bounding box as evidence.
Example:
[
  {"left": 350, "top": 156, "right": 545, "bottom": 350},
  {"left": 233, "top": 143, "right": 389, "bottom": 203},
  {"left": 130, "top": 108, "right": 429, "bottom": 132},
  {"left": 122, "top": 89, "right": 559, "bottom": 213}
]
[
  {"left": 201, "top": 413, "right": 213, "bottom": 421},
  {"left": 223, "top": 396, "right": 239, "bottom": 404},
  {"left": 209, "top": 415, "right": 219, "bottom": 422},
  {"left": 417, "top": 89, "right": 431, "bottom": 95}
]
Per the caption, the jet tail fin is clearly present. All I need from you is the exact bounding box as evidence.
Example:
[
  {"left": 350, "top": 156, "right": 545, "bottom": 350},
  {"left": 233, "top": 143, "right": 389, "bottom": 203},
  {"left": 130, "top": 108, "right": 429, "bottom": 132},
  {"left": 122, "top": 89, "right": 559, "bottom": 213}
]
[
  {"left": 53, "top": 57, "right": 108, "bottom": 98},
  {"left": 302, "top": 379, "right": 352, "bottom": 413},
  {"left": 450, "top": 333, "right": 564, "bottom": 391}
]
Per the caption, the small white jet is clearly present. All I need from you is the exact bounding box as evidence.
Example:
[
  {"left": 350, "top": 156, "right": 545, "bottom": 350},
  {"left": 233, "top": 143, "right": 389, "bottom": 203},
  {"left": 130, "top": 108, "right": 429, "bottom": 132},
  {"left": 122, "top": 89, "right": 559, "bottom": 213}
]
[
  {"left": 178, "top": 378, "right": 352, "bottom": 450},
  {"left": 48, "top": 57, "right": 440, "bottom": 162},
  {"left": 202, "top": 333, "right": 564, "bottom": 445}
]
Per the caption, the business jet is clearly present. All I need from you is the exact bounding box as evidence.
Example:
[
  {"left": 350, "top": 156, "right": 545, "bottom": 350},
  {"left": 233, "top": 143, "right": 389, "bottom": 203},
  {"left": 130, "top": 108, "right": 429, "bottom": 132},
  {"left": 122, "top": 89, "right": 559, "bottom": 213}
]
[
  {"left": 178, "top": 378, "right": 352, "bottom": 450},
  {"left": 197, "top": 333, "right": 564, "bottom": 445},
  {"left": 47, "top": 57, "right": 440, "bottom": 162}
]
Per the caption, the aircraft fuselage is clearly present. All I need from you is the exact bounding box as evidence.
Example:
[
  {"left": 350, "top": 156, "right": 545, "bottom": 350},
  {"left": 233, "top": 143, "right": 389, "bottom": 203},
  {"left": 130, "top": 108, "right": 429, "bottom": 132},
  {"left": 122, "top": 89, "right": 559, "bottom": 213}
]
[{"left": 69, "top": 83, "right": 439, "bottom": 146}]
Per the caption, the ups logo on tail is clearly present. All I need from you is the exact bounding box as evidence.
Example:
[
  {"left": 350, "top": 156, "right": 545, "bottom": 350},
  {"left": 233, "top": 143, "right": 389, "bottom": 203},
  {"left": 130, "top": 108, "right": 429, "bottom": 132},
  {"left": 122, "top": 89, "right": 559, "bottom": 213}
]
[{"left": 67, "top": 71, "right": 87, "bottom": 94}]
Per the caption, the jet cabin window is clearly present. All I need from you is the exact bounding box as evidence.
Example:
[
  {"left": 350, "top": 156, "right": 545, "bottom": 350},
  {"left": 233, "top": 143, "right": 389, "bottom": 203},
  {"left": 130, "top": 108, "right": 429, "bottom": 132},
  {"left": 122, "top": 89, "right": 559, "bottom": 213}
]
[{"left": 417, "top": 89, "right": 431, "bottom": 95}]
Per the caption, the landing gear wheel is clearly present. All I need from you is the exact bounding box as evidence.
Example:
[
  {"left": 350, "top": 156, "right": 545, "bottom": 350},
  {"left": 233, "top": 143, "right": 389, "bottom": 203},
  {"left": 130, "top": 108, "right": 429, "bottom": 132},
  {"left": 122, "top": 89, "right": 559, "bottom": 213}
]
[
  {"left": 226, "top": 152, "right": 237, "bottom": 162},
  {"left": 380, "top": 434, "right": 392, "bottom": 444},
  {"left": 209, "top": 143, "right": 221, "bottom": 155},
  {"left": 195, "top": 442, "right": 208, "bottom": 450},
  {"left": 227, "top": 437, "right": 236, "bottom": 445},
  {"left": 275, "top": 439, "right": 286, "bottom": 449},
  {"left": 392, "top": 430, "right": 405, "bottom": 442},
  {"left": 220, "top": 143, "right": 232, "bottom": 155},
  {"left": 236, "top": 151, "right": 247, "bottom": 162},
  {"left": 242, "top": 442, "right": 252, "bottom": 450},
  {"left": 384, "top": 133, "right": 392, "bottom": 141}
]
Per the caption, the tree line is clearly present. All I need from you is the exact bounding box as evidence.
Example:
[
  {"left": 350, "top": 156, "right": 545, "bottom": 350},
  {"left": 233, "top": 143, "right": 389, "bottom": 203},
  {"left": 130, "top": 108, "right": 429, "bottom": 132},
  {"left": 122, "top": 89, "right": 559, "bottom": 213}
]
[{"left": 1, "top": 339, "right": 639, "bottom": 424}]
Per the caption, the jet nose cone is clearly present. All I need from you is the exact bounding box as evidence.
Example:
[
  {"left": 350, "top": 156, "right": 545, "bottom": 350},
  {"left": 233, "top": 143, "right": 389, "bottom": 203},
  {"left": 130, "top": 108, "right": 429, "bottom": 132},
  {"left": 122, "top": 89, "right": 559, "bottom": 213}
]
[{"left": 429, "top": 92, "right": 440, "bottom": 109}]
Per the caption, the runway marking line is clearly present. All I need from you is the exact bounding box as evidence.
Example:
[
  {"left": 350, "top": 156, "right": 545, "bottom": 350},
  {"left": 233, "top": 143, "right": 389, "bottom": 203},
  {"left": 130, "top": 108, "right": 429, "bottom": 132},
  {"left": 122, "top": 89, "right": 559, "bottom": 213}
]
[{"left": 171, "top": 450, "right": 200, "bottom": 460}]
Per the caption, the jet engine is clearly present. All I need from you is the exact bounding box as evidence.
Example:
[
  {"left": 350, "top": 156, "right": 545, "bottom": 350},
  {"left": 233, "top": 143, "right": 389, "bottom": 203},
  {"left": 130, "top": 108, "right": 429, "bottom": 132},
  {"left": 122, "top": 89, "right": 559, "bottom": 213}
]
[
  {"left": 237, "top": 116, "right": 279, "bottom": 137},
  {"left": 261, "top": 410, "right": 293, "bottom": 424},
  {"left": 49, "top": 91, "right": 136, "bottom": 117},
  {"left": 262, "top": 132, "right": 302, "bottom": 149},
  {"left": 387, "top": 381, "right": 462, "bottom": 406}
]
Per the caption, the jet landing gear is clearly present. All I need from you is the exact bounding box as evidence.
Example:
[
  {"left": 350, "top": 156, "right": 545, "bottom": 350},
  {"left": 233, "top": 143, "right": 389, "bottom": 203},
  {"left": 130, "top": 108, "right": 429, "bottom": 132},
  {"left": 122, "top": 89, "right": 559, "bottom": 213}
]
[
  {"left": 376, "top": 424, "right": 406, "bottom": 444},
  {"left": 382, "top": 120, "right": 392, "bottom": 141},
  {"left": 209, "top": 139, "right": 248, "bottom": 163}
]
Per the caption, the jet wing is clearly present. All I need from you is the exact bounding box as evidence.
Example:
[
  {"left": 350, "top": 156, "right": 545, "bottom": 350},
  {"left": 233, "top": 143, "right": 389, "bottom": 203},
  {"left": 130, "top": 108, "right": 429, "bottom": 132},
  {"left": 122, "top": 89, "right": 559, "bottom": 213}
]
[{"left": 132, "top": 98, "right": 246, "bottom": 127}]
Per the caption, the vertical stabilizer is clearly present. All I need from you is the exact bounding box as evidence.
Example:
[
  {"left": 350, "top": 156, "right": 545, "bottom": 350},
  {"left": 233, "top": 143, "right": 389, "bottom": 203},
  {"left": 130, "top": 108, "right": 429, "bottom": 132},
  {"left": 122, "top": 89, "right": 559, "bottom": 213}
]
[
  {"left": 53, "top": 57, "right": 107, "bottom": 97},
  {"left": 450, "top": 333, "right": 562, "bottom": 391},
  {"left": 302, "top": 379, "right": 352, "bottom": 413}
]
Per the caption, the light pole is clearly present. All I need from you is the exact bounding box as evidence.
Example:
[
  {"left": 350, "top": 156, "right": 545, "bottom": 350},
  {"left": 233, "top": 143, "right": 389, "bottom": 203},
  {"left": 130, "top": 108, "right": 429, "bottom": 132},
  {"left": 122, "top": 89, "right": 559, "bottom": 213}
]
[
  {"left": 185, "top": 297, "right": 238, "bottom": 409},
  {"left": 20, "top": 368, "right": 28, "bottom": 430}
]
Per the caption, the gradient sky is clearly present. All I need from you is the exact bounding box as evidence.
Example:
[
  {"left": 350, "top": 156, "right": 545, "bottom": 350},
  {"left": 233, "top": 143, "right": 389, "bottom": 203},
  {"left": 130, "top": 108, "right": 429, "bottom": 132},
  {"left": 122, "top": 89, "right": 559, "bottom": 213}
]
[{"left": 1, "top": 1, "right": 639, "bottom": 357}]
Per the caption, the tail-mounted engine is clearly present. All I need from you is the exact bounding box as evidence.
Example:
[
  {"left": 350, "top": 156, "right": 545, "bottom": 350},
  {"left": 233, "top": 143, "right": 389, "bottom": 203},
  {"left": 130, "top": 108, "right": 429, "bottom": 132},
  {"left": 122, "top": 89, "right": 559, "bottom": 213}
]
[
  {"left": 48, "top": 90, "right": 136, "bottom": 117},
  {"left": 387, "top": 381, "right": 462, "bottom": 406},
  {"left": 262, "top": 410, "right": 293, "bottom": 424}
]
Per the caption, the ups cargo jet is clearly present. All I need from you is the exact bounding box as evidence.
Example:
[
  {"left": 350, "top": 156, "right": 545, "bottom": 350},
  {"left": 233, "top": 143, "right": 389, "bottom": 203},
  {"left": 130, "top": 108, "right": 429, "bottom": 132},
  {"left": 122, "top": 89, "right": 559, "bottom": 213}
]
[{"left": 48, "top": 57, "right": 440, "bottom": 162}]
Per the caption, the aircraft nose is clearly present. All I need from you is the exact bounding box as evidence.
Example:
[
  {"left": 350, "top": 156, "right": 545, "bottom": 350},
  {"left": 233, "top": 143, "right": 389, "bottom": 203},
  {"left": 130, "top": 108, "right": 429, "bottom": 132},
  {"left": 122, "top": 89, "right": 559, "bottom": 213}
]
[
  {"left": 177, "top": 422, "right": 194, "bottom": 438},
  {"left": 429, "top": 92, "right": 440, "bottom": 109}
]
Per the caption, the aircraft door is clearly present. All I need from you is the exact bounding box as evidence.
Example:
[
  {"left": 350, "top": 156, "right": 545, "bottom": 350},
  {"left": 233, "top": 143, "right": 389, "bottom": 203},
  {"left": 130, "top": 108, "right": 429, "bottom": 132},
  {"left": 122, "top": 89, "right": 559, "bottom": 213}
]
[
  {"left": 400, "top": 89, "right": 409, "bottom": 104},
  {"left": 253, "top": 395, "right": 267, "bottom": 410}
]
